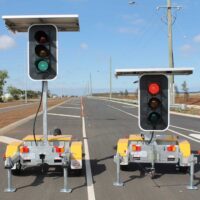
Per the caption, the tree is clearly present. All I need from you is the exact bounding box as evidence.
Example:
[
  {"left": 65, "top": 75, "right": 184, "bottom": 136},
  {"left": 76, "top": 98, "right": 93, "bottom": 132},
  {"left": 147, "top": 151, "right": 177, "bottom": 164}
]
[
  {"left": 124, "top": 89, "right": 129, "bottom": 96},
  {"left": 0, "top": 70, "right": 9, "bottom": 102},
  {"left": 7, "top": 86, "right": 23, "bottom": 100},
  {"left": 120, "top": 91, "right": 124, "bottom": 96},
  {"left": 181, "top": 81, "right": 189, "bottom": 102},
  {"left": 174, "top": 85, "right": 179, "bottom": 98}
]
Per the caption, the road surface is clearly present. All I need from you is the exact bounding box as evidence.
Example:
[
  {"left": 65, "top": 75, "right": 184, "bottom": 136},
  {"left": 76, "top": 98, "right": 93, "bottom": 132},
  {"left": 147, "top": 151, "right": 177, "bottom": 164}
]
[{"left": 0, "top": 97, "right": 200, "bottom": 200}]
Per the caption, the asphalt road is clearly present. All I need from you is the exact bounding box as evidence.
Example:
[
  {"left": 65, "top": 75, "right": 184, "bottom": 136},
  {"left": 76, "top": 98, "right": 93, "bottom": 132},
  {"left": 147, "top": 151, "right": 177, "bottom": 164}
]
[{"left": 0, "top": 97, "right": 200, "bottom": 200}]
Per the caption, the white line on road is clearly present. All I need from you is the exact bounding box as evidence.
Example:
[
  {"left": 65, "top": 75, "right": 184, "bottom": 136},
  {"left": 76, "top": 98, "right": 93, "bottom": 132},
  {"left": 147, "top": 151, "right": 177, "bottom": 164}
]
[
  {"left": 107, "top": 105, "right": 138, "bottom": 119},
  {"left": 122, "top": 105, "right": 137, "bottom": 108},
  {"left": 57, "top": 106, "right": 80, "bottom": 109},
  {"left": 81, "top": 98, "right": 96, "bottom": 200},
  {"left": 107, "top": 104, "right": 200, "bottom": 144},
  {"left": 168, "top": 129, "right": 200, "bottom": 143},
  {"left": 190, "top": 134, "right": 200, "bottom": 140},
  {"left": 170, "top": 125, "right": 200, "bottom": 134},
  {"left": 48, "top": 113, "right": 81, "bottom": 118}
]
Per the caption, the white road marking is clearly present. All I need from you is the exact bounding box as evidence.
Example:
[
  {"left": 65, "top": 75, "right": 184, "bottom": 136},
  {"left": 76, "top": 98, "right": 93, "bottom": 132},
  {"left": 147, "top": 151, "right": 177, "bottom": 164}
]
[
  {"left": 190, "top": 134, "right": 200, "bottom": 140},
  {"left": 57, "top": 106, "right": 80, "bottom": 109},
  {"left": 170, "top": 125, "right": 200, "bottom": 134},
  {"left": 96, "top": 97, "right": 200, "bottom": 119},
  {"left": 107, "top": 104, "right": 200, "bottom": 144},
  {"left": 122, "top": 105, "right": 136, "bottom": 108},
  {"left": 48, "top": 113, "right": 81, "bottom": 118},
  {"left": 168, "top": 129, "right": 200, "bottom": 143},
  {"left": 107, "top": 105, "right": 138, "bottom": 119},
  {"left": 0, "top": 136, "right": 22, "bottom": 144},
  {"left": 81, "top": 100, "right": 96, "bottom": 200}
]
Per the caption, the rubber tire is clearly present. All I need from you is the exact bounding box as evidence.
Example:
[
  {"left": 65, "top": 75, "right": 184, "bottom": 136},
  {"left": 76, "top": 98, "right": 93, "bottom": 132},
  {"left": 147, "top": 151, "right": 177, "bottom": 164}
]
[
  {"left": 120, "top": 165, "right": 129, "bottom": 171},
  {"left": 68, "top": 168, "right": 82, "bottom": 176},
  {"left": 179, "top": 166, "right": 189, "bottom": 174},
  {"left": 12, "top": 162, "right": 22, "bottom": 176},
  {"left": 149, "top": 170, "right": 156, "bottom": 179}
]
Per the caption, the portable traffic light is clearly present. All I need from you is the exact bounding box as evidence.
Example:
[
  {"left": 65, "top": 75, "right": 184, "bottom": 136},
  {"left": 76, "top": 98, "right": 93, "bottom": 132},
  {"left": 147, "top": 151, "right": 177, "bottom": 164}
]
[
  {"left": 139, "top": 74, "right": 169, "bottom": 131},
  {"left": 28, "top": 24, "right": 57, "bottom": 80}
]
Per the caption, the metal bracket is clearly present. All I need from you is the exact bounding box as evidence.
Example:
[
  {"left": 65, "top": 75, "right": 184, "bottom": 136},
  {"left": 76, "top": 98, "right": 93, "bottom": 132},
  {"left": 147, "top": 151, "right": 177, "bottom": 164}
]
[
  {"left": 113, "top": 153, "right": 124, "bottom": 187},
  {"left": 4, "top": 165, "right": 16, "bottom": 192},
  {"left": 186, "top": 154, "right": 198, "bottom": 190},
  {"left": 60, "top": 153, "right": 72, "bottom": 193}
]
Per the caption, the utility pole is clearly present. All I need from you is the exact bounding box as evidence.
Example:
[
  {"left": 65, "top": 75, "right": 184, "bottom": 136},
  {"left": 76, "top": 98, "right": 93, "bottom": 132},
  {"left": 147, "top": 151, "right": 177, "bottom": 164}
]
[
  {"left": 109, "top": 56, "right": 112, "bottom": 99},
  {"left": 24, "top": 64, "right": 28, "bottom": 103},
  {"left": 87, "top": 81, "right": 90, "bottom": 96},
  {"left": 167, "top": 0, "right": 174, "bottom": 105},
  {"left": 90, "top": 73, "right": 92, "bottom": 96},
  {"left": 157, "top": 0, "right": 181, "bottom": 105}
]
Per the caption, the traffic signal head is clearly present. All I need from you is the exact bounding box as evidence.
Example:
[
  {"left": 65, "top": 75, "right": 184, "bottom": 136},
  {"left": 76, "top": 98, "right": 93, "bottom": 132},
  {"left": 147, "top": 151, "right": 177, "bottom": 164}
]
[
  {"left": 139, "top": 74, "right": 169, "bottom": 131},
  {"left": 28, "top": 24, "right": 57, "bottom": 80}
]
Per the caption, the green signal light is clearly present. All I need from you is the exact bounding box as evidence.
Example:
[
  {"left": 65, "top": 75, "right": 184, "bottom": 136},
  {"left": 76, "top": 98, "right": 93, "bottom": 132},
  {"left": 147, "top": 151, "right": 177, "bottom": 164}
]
[
  {"left": 36, "top": 60, "right": 49, "bottom": 72},
  {"left": 148, "top": 112, "right": 160, "bottom": 125}
]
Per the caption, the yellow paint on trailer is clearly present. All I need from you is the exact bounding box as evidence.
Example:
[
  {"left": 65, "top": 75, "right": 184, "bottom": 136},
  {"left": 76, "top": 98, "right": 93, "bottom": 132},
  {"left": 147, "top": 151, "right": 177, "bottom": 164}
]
[
  {"left": 156, "top": 135, "right": 178, "bottom": 142},
  {"left": 48, "top": 135, "right": 72, "bottom": 141},
  {"left": 22, "top": 135, "right": 72, "bottom": 141},
  {"left": 70, "top": 141, "right": 82, "bottom": 160},
  {"left": 117, "top": 139, "right": 128, "bottom": 157},
  {"left": 129, "top": 134, "right": 143, "bottom": 141},
  {"left": 22, "top": 135, "right": 43, "bottom": 141},
  {"left": 179, "top": 140, "right": 191, "bottom": 158},
  {"left": 5, "top": 141, "right": 23, "bottom": 158}
]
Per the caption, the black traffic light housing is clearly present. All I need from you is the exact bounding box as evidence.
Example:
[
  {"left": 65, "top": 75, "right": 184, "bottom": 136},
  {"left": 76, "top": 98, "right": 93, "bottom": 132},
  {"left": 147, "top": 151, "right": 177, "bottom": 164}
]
[
  {"left": 139, "top": 74, "right": 169, "bottom": 131},
  {"left": 28, "top": 24, "right": 57, "bottom": 80}
]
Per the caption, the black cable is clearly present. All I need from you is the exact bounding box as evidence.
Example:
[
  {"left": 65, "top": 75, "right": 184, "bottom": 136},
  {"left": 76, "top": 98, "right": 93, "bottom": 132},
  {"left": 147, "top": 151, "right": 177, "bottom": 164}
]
[
  {"left": 148, "top": 131, "right": 154, "bottom": 144},
  {"left": 33, "top": 82, "right": 44, "bottom": 146}
]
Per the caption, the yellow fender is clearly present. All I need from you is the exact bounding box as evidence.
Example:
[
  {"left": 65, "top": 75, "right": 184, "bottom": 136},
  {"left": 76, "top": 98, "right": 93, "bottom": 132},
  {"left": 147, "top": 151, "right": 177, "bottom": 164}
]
[
  {"left": 5, "top": 141, "right": 23, "bottom": 159},
  {"left": 117, "top": 139, "right": 129, "bottom": 157},
  {"left": 70, "top": 141, "right": 82, "bottom": 160},
  {"left": 179, "top": 140, "right": 191, "bottom": 158}
]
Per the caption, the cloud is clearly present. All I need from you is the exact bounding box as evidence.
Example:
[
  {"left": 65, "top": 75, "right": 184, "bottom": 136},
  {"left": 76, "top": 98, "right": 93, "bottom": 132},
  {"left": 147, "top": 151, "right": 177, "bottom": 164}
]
[
  {"left": 118, "top": 27, "right": 139, "bottom": 34},
  {"left": 180, "top": 44, "right": 193, "bottom": 54},
  {"left": 0, "top": 35, "right": 15, "bottom": 50},
  {"left": 80, "top": 42, "right": 88, "bottom": 50},
  {"left": 193, "top": 34, "right": 200, "bottom": 43}
]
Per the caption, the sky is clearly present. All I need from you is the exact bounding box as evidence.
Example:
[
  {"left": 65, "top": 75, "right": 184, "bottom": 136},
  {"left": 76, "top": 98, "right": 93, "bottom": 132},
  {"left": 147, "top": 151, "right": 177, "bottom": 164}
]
[{"left": 0, "top": 0, "right": 200, "bottom": 96}]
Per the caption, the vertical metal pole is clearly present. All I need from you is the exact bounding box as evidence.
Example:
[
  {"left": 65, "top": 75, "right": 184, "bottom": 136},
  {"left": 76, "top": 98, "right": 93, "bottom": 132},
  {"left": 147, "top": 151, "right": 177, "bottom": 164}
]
[
  {"left": 24, "top": 63, "right": 28, "bottom": 104},
  {"left": 167, "top": 0, "right": 175, "bottom": 105},
  {"left": 187, "top": 154, "right": 198, "bottom": 190},
  {"left": 4, "top": 169, "right": 16, "bottom": 192},
  {"left": 113, "top": 154, "right": 124, "bottom": 187},
  {"left": 43, "top": 81, "right": 48, "bottom": 144},
  {"left": 109, "top": 56, "right": 112, "bottom": 100},
  {"left": 60, "top": 167, "right": 72, "bottom": 193}
]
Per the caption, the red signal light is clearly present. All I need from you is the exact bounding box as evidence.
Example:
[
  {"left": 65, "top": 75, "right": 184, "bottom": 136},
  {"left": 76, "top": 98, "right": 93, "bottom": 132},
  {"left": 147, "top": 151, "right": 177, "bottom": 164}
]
[{"left": 148, "top": 83, "right": 160, "bottom": 95}]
